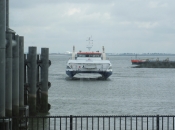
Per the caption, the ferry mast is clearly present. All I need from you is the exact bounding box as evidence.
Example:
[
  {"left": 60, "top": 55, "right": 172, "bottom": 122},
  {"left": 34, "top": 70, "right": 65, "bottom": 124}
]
[{"left": 86, "top": 37, "right": 93, "bottom": 51}]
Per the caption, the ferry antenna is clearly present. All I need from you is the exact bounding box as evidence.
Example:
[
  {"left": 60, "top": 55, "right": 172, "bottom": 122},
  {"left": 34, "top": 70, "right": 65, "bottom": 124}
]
[{"left": 86, "top": 36, "right": 93, "bottom": 51}]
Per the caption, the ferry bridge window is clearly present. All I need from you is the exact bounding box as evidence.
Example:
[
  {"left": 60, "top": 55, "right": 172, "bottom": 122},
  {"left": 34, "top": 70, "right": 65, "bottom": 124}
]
[
  {"left": 89, "top": 54, "right": 101, "bottom": 57},
  {"left": 77, "top": 54, "right": 101, "bottom": 57},
  {"left": 77, "top": 54, "right": 86, "bottom": 57}
]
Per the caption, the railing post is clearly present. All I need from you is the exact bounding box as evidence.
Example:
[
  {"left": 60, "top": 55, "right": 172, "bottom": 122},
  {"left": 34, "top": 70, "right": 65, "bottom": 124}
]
[
  {"left": 70, "top": 115, "right": 73, "bottom": 130},
  {"left": 156, "top": 115, "right": 159, "bottom": 130}
]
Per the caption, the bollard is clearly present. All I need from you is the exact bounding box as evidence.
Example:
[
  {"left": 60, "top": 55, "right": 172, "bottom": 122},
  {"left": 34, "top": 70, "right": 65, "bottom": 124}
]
[
  {"left": 40, "top": 48, "right": 49, "bottom": 112},
  {"left": 5, "top": 33, "right": 12, "bottom": 117},
  {"left": 12, "top": 35, "right": 19, "bottom": 130},
  {"left": 27, "top": 47, "right": 37, "bottom": 116},
  {"left": 0, "top": 0, "right": 6, "bottom": 117}
]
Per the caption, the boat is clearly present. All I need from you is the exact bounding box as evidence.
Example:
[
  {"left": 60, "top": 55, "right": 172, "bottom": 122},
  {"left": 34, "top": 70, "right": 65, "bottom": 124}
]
[
  {"left": 66, "top": 39, "right": 112, "bottom": 79},
  {"left": 131, "top": 59, "right": 147, "bottom": 65},
  {"left": 131, "top": 58, "right": 175, "bottom": 68}
]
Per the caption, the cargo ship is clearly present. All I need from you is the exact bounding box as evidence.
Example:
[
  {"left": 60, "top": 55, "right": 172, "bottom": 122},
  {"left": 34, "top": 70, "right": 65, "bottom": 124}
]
[{"left": 131, "top": 58, "right": 175, "bottom": 68}]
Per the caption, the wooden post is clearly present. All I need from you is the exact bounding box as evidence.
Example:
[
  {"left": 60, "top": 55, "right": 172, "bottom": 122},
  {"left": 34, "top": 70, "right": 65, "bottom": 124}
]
[
  {"left": 0, "top": 0, "right": 6, "bottom": 118},
  {"left": 19, "top": 36, "right": 24, "bottom": 107},
  {"left": 40, "top": 48, "right": 49, "bottom": 112},
  {"left": 5, "top": 33, "right": 12, "bottom": 117},
  {"left": 27, "top": 47, "right": 37, "bottom": 116},
  {"left": 12, "top": 35, "right": 19, "bottom": 130}
]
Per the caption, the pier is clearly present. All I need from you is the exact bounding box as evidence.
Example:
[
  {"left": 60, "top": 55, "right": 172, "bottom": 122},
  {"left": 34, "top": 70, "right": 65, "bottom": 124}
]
[{"left": 0, "top": 0, "right": 51, "bottom": 129}]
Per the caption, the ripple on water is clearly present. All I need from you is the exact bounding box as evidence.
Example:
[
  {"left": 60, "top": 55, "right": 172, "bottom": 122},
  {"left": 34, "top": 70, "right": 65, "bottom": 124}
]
[{"left": 48, "top": 55, "right": 175, "bottom": 115}]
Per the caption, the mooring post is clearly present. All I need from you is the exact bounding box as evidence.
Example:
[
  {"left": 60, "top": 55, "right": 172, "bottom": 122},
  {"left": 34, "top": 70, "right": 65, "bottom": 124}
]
[
  {"left": 12, "top": 35, "right": 19, "bottom": 129},
  {"left": 27, "top": 47, "right": 37, "bottom": 116},
  {"left": 19, "top": 36, "right": 29, "bottom": 124},
  {"left": 24, "top": 54, "right": 28, "bottom": 105},
  {"left": 19, "top": 36, "right": 24, "bottom": 107},
  {"left": 0, "top": 0, "right": 6, "bottom": 118},
  {"left": 6, "top": 0, "right": 9, "bottom": 28},
  {"left": 24, "top": 54, "right": 27, "bottom": 83},
  {"left": 40, "top": 48, "right": 49, "bottom": 112},
  {"left": 36, "top": 55, "right": 40, "bottom": 105},
  {"left": 5, "top": 33, "right": 12, "bottom": 117},
  {"left": 37, "top": 55, "right": 40, "bottom": 82}
]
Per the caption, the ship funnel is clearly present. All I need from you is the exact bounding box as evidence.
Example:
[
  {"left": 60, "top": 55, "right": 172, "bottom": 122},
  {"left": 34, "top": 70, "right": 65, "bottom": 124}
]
[
  {"left": 72, "top": 46, "right": 75, "bottom": 60},
  {"left": 102, "top": 46, "right": 106, "bottom": 60}
]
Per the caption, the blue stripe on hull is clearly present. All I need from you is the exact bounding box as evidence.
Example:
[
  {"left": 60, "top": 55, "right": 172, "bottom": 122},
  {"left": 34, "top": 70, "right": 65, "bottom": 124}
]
[
  {"left": 66, "top": 70, "right": 112, "bottom": 79},
  {"left": 66, "top": 71, "right": 76, "bottom": 78},
  {"left": 99, "top": 71, "right": 112, "bottom": 79}
]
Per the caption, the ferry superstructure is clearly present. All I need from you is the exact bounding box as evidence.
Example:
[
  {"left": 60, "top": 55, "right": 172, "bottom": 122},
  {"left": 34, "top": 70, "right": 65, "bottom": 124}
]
[{"left": 66, "top": 46, "right": 112, "bottom": 79}]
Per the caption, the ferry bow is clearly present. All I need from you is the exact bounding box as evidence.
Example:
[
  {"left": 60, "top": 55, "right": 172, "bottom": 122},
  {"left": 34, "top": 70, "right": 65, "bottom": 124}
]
[{"left": 66, "top": 46, "right": 112, "bottom": 79}]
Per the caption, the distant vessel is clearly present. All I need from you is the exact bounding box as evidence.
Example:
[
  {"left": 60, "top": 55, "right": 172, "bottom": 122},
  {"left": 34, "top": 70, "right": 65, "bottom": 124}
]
[
  {"left": 131, "top": 58, "right": 175, "bottom": 68},
  {"left": 66, "top": 38, "right": 112, "bottom": 79}
]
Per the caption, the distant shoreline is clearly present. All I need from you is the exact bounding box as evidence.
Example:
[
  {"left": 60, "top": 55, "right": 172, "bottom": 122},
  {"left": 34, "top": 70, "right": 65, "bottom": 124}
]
[
  {"left": 49, "top": 53, "right": 175, "bottom": 56},
  {"left": 107, "top": 54, "right": 175, "bottom": 56}
]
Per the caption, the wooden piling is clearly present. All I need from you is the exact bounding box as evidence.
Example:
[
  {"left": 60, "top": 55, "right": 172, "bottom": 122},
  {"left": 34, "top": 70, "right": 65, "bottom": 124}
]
[
  {"left": 19, "top": 36, "right": 24, "bottom": 107},
  {"left": 5, "top": 33, "right": 12, "bottom": 117},
  {"left": 40, "top": 48, "right": 49, "bottom": 112},
  {"left": 27, "top": 47, "right": 37, "bottom": 116},
  {"left": 12, "top": 35, "right": 19, "bottom": 130},
  {"left": 0, "top": 0, "right": 6, "bottom": 117}
]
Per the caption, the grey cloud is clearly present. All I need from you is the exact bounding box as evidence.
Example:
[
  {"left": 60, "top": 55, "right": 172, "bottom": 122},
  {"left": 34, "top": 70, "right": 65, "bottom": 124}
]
[
  {"left": 110, "top": 1, "right": 175, "bottom": 22},
  {"left": 9, "top": 0, "right": 175, "bottom": 53},
  {"left": 10, "top": 0, "right": 115, "bottom": 8}
]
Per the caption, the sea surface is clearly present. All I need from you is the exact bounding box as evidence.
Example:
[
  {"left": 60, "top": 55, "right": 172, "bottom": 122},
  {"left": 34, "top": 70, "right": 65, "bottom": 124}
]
[{"left": 48, "top": 55, "right": 175, "bottom": 116}]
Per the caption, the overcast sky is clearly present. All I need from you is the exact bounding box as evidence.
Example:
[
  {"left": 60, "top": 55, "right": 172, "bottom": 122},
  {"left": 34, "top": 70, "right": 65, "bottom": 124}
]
[{"left": 9, "top": 0, "right": 175, "bottom": 53}]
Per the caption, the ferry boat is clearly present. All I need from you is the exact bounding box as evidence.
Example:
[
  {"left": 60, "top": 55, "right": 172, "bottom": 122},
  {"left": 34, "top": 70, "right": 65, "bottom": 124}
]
[{"left": 66, "top": 40, "right": 112, "bottom": 79}]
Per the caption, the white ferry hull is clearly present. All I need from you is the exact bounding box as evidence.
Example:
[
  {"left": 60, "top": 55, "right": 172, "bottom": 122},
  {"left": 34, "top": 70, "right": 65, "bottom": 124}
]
[
  {"left": 66, "top": 45, "right": 112, "bottom": 79},
  {"left": 66, "top": 59, "right": 112, "bottom": 79},
  {"left": 66, "top": 70, "right": 112, "bottom": 79}
]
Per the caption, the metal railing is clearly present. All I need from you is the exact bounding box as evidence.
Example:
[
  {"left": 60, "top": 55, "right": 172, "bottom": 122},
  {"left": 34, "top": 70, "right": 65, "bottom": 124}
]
[{"left": 1, "top": 115, "right": 175, "bottom": 130}]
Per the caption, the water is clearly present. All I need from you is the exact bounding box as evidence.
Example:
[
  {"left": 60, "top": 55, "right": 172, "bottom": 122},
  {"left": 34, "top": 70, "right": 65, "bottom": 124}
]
[{"left": 48, "top": 55, "right": 175, "bottom": 116}]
